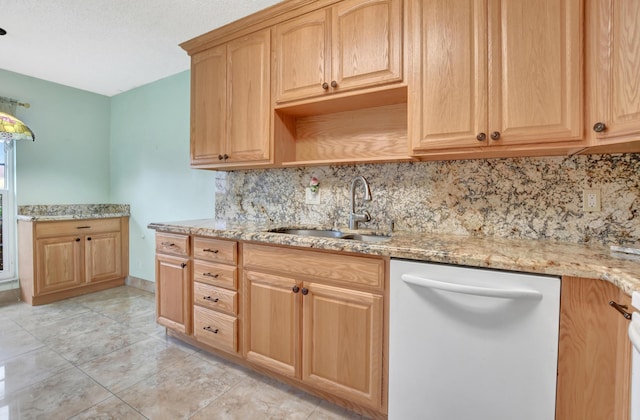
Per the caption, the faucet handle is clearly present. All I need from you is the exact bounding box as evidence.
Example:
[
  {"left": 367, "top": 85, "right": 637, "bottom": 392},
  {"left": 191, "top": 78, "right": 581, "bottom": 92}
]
[{"left": 363, "top": 210, "right": 371, "bottom": 222}]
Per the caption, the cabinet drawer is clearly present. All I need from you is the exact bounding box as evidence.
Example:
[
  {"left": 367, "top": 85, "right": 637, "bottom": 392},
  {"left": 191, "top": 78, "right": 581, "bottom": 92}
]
[
  {"left": 243, "top": 244, "right": 385, "bottom": 290},
  {"left": 194, "top": 282, "right": 238, "bottom": 315},
  {"left": 156, "top": 232, "right": 190, "bottom": 256},
  {"left": 193, "top": 237, "right": 237, "bottom": 264},
  {"left": 193, "top": 260, "right": 237, "bottom": 290},
  {"left": 36, "top": 218, "right": 121, "bottom": 238},
  {"left": 194, "top": 306, "right": 238, "bottom": 353}
]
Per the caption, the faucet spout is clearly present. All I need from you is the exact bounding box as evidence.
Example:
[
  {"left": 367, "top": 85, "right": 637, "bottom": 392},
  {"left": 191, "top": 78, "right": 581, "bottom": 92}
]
[{"left": 349, "top": 176, "right": 372, "bottom": 230}]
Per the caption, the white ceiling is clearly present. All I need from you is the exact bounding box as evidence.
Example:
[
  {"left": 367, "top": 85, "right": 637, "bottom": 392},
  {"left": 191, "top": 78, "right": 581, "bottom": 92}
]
[{"left": 0, "top": 0, "right": 283, "bottom": 96}]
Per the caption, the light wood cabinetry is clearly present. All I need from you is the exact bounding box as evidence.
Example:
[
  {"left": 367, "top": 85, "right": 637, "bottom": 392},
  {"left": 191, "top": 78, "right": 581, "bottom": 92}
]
[
  {"left": 585, "top": 0, "right": 640, "bottom": 151},
  {"left": 409, "top": 0, "right": 585, "bottom": 158},
  {"left": 155, "top": 232, "right": 191, "bottom": 334},
  {"left": 190, "top": 29, "right": 271, "bottom": 169},
  {"left": 192, "top": 237, "right": 240, "bottom": 354},
  {"left": 243, "top": 243, "right": 386, "bottom": 412},
  {"left": 18, "top": 217, "right": 129, "bottom": 306},
  {"left": 556, "top": 276, "right": 632, "bottom": 420},
  {"left": 274, "top": 0, "right": 402, "bottom": 103}
]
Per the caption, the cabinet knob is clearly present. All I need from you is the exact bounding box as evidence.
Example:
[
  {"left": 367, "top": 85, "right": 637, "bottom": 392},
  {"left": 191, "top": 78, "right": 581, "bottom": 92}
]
[
  {"left": 181, "top": 262, "right": 187, "bottom": 268},
  {"left": 490, "top": 131, "right": 501, "bottom": 140},
  {"left": 87, "top": 237, "right": 92, "bottom": 241},
  {"left": 330, "top": 80, "right": 338, "bottom": 88},
  {"left": 476, "top": 132, "right": 486, "bottom": 141},
  {"left": 218, "top": 154, "right": 224, "bottom": 160},
  {"left": 301, "top": 288, "right": 309, "bottom": 295},
  {"left": 223, "top": 154, "right": 229, "bottom": 160},
  {"left": 292, "top": 285, "right": 300, "bottom": 293},
  {"left": 75, "top": 238, "right": 81, "bottom": 242},
  {"left": 322, "top": 82, "right": 329, "bottom": 90},
  {"left": 593, "top": 122, "right": 607, "bottom": 133}
]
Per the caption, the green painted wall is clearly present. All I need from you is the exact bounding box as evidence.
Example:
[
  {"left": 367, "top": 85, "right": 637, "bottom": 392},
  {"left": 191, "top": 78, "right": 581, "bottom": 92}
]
[
  {"left": 110, "top": 71, "right": 215, "bottom": 282},
  {"left": 0, "top": 68, "right": 111, "bottom": 204}
]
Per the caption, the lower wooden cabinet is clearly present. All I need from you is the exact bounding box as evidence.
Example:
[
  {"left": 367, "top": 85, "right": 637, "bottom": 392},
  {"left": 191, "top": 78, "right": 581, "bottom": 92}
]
[
  {"left": 155, "top": 252, "right": 191, "bottom": 334},
  {"left": 243, "top": 243, "right": 386, "bottom": 412},
  {"left": 556, "top": 276, "right": 632, "bottom": 420},
  {"left": 18, "top": 217, "right": 129, "bottom": 305}
]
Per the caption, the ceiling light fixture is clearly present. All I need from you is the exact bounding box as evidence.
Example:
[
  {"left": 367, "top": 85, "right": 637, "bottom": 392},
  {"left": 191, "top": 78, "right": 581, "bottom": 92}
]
[{"left": 0, "top": 112, "right": 36, "bottom": 142}]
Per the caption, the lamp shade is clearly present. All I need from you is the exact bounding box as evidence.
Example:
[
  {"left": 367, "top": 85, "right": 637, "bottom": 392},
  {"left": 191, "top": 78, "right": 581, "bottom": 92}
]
[{"left": 0, "top": 112, "right": 35, "bottom": 142}]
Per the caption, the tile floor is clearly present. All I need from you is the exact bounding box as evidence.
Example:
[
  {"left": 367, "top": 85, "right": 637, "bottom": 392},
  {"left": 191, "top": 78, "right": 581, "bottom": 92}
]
[{"left": 0, "top": 286, "right": 367, "bottom": 419}]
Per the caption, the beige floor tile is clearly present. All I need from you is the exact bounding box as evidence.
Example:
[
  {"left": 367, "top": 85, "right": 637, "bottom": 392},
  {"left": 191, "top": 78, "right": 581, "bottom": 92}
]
[
  {"left": 0, "top": 327, "right": 44, "bottom": 361},
  {"left": 45, "top": 323, "right": 147, "bottom": 365},
  {"left": 0, "top": 347, "right": 74, "bottom": 397},
  {"left": 11, "top": 301, "right": 92, "bottom": 331},
  {"left": 28, "top": 311, "right": 120, "bottom": 341},
  {"left": 0, "top": 367, "right": 111, "bottom": 419},
  {"left": 191, "top": 375, "right": 318, "bottom": 420},
  {"left": 68, "top": 395, "right": 146, "bottom": 420},
  {"left": 117, "top": 354, "right": 247, "bottom": 419},
  {"left": 308, "top": 399, "right": 371, "bottom": 420},
  {"left": 78, "top": 336, "right": 192, "bottom": 393}
]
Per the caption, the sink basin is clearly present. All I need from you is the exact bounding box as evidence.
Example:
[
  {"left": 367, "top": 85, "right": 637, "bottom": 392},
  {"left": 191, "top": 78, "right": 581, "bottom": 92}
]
[{"left": 268, "top": 228, "right": 390, "bottom": 243}]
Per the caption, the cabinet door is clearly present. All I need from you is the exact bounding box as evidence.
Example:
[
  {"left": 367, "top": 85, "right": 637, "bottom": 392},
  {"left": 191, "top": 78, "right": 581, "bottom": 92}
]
[
  {"left": 35, "top": 236, "right": 83, "bottom": 295},
  {"left": 302, "top": 282, "right": 383, "bottom": 409},
  {"left": 488, "top": 0, "right": 582, "bottom": 145},
  {"left": 332, "top": 0, "right": 403, "bottom": 92},
  {"left": 85, "top": 231, "right": 122, "bottom": 283},
  {"left": 274, "top": 9, "right": 329, "bottom": 103},
  {"left": 155, "top": 254, "right": 191, "bottom": 334},
  {"left": 226, "top": 29, "right": 271, "bottom": 163},
  {"left": 589, "top": 0, "right": 640, "bottom": 143},
  {"left": 556, "top": 277, "right": 632, "bottom": 420},
  {"left": 191, "top": 45, "right": 226, "bottom": 165},
  {"left": 244, "top": 271, "right": 300, "bottom": 378},
  {"left": 409, "top": 0, "right": 488, "bottom": 151}
]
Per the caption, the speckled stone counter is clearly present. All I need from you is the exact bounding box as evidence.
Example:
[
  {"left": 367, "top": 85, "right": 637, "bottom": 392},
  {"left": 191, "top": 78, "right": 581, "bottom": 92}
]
[
  {"left": 148, "top": 218, "right": 640, "bottom": 297},
  {"left": 18, "top": 204, "right": 130, "bottom": 221}
]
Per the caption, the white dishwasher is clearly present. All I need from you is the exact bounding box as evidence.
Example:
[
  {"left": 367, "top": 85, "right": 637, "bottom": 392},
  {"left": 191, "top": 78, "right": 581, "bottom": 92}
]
[{"left": 389, "top": 259, "right": 561, "bottom": 420}]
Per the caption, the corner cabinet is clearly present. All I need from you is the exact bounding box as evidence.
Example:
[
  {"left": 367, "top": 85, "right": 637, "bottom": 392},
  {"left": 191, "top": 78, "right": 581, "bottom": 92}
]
[
  {"left": 586, "top": 0, "right": 640, "bottom": 148},
  {"left": 273, "top": 0, "right": 403, "bottom": 103},
  {"left": 190, "top": 29, "right": 271, "bottom": 168},
  {"left": 408, "top": 0, "right": 585, "bottom": 157},
  {"left": 243, "top": 243, "right": 386, "bottom": 414},
  {"left": 155, "top": 232, "right": 191, "bottom": 334},
  {"left": 18, "top": 217, "right": 129, "bottom": 306}
]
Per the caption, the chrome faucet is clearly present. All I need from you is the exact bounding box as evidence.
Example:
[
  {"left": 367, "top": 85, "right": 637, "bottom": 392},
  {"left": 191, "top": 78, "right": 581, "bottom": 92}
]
[{"left": 349, "top": 176, "right": 372, "bottom": 229}]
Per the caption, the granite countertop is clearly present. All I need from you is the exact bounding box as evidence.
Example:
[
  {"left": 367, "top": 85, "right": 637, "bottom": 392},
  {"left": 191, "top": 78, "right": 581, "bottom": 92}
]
[
  {"left": 18, "top": 204, "right": 130, "bottom": 221},
  {"left": 149, "top": 218, "right": 640, "bottom": 297}
]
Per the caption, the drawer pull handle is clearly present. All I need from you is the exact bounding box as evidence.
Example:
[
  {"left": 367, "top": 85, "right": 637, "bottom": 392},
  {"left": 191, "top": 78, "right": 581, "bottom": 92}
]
[
  {"left": 609, "top": 301, "right": 632, "bottom": 320},
  {"left": 203, "top": 272, "right": 219, "bottom": 278},
  {"left": 161, "top": 242, "right": 175, "bottom": 247},
  {"left": 203, "top": 326, "right": 219, "bottom": 334},
  {"left": 203, "top": 296, "right": 219, "bottom": 302},
  {"left": 203, "top": 248, "right": 219, "bottom": 254},
  {"left": 76, "top": 226, "right": 91, "bottom": 229}
]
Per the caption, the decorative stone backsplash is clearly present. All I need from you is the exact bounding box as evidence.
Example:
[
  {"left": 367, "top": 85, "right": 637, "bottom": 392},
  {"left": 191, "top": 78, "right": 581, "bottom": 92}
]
[{"left": 214, "top": 154, "right": 640, "bottom": 246}]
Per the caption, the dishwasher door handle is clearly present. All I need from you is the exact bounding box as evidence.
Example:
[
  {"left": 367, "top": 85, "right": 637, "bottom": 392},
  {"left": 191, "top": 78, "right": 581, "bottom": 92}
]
[
  {"left": 630, "top": 315, "right": 640, "bottom": 353},
  {"left": 401, "top": 274, "right": 543, "bottom": 300}
]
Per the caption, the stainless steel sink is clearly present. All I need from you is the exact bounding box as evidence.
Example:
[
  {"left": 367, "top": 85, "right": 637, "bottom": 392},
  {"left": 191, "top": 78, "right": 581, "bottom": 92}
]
[{"left": 268, "top": 228, "right": 390, "bottom": 243}]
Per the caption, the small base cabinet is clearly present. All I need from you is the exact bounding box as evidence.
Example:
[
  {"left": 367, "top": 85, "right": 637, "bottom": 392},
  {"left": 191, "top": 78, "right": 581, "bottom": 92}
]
[
  {"left": 155, "top": 232, "right": 191, "bottom": 334},
  {"left": 192, "top": 237, "right": 240, "bottom": 354},
  {"left": 243, "top": 243, "right": 386, "bottom": 413},
  {"left": 18, "top": 217, "right": 129, "bottom": 306}
]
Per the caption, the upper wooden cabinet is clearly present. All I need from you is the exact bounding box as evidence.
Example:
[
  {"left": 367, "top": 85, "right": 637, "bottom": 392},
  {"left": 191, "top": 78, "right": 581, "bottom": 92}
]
[
  {"left": 274, "top": 0, "right": 403, "bottom": 104},
  {"left": 586, "top": 0, "right": 640, "bottom": 147},
  {"left": 409, "top": 0, "right": 584, "bottom": 155},
  {"left": 190, "top": 29, "right": 271, "bottom": 168}
]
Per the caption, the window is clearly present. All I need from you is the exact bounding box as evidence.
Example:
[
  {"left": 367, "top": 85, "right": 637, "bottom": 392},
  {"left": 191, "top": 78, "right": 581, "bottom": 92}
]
[{"left": 0, "top": 142, "right": 16, "bottom": 282}]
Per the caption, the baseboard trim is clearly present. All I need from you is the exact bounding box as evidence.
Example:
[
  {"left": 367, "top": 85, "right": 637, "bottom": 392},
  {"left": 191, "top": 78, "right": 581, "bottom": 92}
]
[
  {"left": 0, "top": 287, "right": 20, "bottom": 304},
  {"left": 126, "top": 276, "right": 155, "bottom": 294}
]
